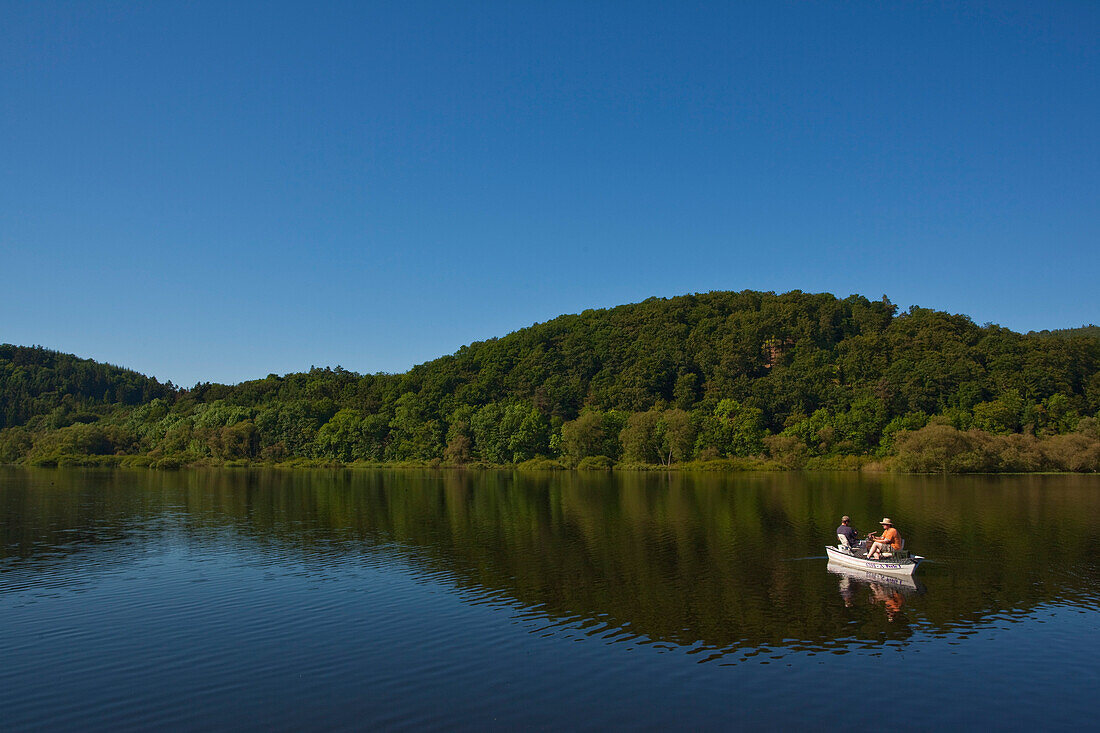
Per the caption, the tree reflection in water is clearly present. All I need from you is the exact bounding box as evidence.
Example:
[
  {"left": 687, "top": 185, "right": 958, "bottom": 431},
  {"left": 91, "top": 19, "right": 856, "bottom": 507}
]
[{"left": 2, "top": 467, "right": 1099, "bottom": 659}]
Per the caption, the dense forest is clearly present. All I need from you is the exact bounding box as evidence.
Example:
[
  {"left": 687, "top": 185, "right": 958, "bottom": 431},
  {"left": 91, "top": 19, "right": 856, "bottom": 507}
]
[{"left": 2, "top": 291, "right": 1099, "bottom": 472}]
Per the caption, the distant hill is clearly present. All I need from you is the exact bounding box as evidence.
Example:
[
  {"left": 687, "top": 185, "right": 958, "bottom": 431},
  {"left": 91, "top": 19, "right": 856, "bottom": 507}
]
[
  {"left": 2, "top": 290, "right": 1099, "bottom": 470},
  {"left": 0, "top": 344, "right": 176, "bottom": 429},
  {"left": 1027, "top": 325, "right": 1100, "bottom": 340}
]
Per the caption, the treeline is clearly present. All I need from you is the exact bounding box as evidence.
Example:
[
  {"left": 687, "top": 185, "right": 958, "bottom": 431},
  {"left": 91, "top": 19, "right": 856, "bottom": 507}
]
[
  {"left": 0, "top": 345, "right": 176, "bottom": 429},
  {"left": 1028, "top": 324, "right": 1100, "bottom": 340},
  {"left": 2, "top": 290, "right": 1099, "bottom": 472}
]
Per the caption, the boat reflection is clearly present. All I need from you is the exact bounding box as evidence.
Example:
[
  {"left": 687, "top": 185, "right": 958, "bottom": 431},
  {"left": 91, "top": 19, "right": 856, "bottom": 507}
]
[{"left": 827, "top": 562, "right": 925, "bottom": 621}]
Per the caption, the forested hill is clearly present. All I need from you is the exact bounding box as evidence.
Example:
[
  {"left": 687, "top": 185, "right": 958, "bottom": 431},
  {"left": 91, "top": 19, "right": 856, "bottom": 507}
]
[
  {"left": 3, "top": 290, "right": 1100, "bottom": 471},
  {"left": 0, "top": 345, "right": 176, "bottom": 429},
  {"left": 1028, "top": 324, "right": 1100, "bottom": 340}
]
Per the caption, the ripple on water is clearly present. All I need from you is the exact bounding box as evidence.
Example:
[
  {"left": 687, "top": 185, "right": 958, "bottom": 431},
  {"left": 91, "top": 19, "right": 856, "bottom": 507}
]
[{"left": 2, "top": 468, "right": 1100, "bottom": 730}]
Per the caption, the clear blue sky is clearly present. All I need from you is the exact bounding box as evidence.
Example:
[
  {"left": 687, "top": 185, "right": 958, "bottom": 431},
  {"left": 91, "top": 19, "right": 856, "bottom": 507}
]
[{"left": 2, "top": 1, "right": 1097, "bottom": 387}]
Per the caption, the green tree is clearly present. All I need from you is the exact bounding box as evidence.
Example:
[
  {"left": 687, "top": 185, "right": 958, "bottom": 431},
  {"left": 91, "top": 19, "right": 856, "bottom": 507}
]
[
  {"left": 619, "top": 410, "right": 662, "bottom": 464},
  {"left": 561, "top": 411, "right": 613, "bottom": 462},
  {"left": 444, "top": 405, "right": 476, "bottom": 464},
  {"left": 470, "top": 403, "right": 509, "bottom": 463},
  {"left": 972, "top": 390, "right": 1024, "bottom": 433},
  {"left": 387, "top": 392, "right": 443, "bottom": 460},
  {"left": 504, "top": 403, "right": 550, "bottom": 462},
  {"left": 696, "top": 399, "right": 767, "bottom": 457},
  {"left": 834, "top": 395, "right": 888, "bottom": 453},
  {"left": 658, "top": 408, "right": 694, "bottom": 464},
  {"left": 672, "top": 373, "right": 699, "bottom": 410},
  {"left": 315, "top": 409, "right": 368, "bottom": 461}
]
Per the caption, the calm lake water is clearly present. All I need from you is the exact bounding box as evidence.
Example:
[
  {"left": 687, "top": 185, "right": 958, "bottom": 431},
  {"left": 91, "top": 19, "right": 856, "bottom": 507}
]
[{"left": 2, "top": 468, "right": 1098, "bottom": 731}]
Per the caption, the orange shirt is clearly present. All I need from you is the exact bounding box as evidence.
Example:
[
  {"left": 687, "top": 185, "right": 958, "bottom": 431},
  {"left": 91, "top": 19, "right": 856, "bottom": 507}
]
[{"left": 881, "top": 527, "right": 901, "bottom": 550}]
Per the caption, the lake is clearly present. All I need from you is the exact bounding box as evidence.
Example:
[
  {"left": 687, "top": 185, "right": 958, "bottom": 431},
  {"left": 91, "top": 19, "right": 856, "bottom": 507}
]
[{"left": 2, "top": 467, "right": 1098, "bottom": 730}]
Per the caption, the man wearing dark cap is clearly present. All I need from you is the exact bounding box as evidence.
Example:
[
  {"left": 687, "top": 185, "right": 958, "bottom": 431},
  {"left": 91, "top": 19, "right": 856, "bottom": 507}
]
[{"left": 836, "top": 515, "right": 860, "bottom": 551}]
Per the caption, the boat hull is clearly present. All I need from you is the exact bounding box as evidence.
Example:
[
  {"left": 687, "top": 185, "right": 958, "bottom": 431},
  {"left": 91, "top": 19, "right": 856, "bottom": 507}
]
[{"left": 825, "top": 545, "right": 923, "bottom": 576}]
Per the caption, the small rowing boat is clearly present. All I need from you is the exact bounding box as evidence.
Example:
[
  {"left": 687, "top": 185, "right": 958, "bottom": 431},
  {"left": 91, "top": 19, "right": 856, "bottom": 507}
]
[{"left": 824, "top": 543, "right": 925, "bottom": 576}]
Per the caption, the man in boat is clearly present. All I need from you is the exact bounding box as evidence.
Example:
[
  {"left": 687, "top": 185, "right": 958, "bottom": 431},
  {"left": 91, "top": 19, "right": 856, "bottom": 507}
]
[
  {"left": 866, "top": 518, "right": 902, "bottom": 559},
  {"left": 836, "top": 515, "right": 861, "bottom": 551}
]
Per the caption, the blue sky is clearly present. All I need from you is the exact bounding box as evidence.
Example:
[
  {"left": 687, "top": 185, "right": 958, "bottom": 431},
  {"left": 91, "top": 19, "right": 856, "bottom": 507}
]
[{"left": 2, "top": 1, "right": 1097, "bottom": 387}]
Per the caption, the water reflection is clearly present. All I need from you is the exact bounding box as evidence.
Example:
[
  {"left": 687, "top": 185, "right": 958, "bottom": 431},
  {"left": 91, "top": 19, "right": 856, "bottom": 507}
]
[
  {"left": 2, "top": 467, "right": 1099, "bottom": 657},
  {"left": 828, "top": 563, "right": 924, "bottom": 622}
]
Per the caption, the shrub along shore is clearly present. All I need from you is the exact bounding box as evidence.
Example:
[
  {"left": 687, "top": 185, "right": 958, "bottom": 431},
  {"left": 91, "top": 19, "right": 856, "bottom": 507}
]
[
  {"left": 10, "top": 418, "right": 1099, "bottom": 474},
  {"left": 3, "top": 291, "right": 1099, "bottom": 474}
]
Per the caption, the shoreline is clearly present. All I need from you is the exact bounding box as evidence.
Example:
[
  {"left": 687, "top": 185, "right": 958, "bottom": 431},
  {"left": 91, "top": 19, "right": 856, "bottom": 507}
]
[{"left": 4, "top": 458, "right": 1097, "bottom": 476}]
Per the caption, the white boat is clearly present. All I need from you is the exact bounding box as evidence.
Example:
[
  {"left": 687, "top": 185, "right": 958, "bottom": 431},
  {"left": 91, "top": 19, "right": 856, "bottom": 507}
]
[{"left": 824, "top": 544, "right": 924, "bottom": 576}]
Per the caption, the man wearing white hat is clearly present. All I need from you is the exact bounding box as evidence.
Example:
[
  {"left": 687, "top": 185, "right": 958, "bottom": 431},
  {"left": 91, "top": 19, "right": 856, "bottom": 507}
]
[{"left": 866, "top": 518, "right": 902, "bottom": 560}]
